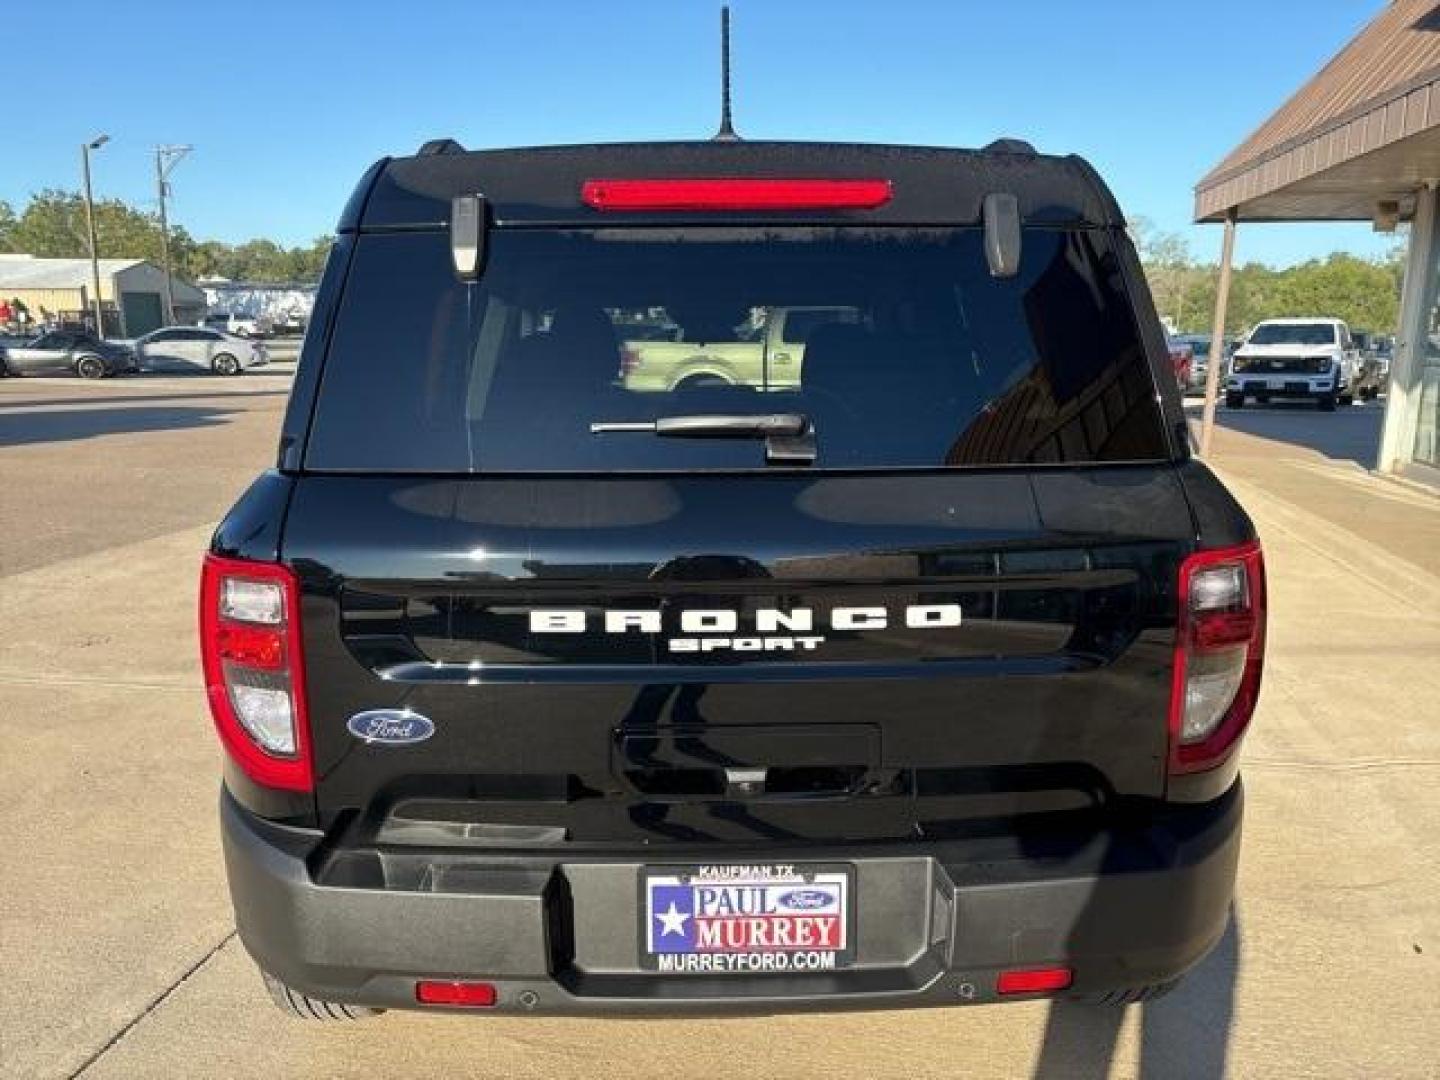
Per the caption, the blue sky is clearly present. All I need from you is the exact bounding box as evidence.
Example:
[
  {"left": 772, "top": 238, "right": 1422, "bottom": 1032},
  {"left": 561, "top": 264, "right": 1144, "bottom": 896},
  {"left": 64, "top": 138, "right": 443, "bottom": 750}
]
[{"left": 1, "top": 0, "right": 1396, "bottom": 267}]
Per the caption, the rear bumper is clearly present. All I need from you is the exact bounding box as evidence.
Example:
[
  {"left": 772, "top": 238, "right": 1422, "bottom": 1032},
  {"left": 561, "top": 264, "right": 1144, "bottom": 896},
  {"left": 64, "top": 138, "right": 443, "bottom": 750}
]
[{"left": 221, "top": 783, "right": 1242, "bottom": 1015}]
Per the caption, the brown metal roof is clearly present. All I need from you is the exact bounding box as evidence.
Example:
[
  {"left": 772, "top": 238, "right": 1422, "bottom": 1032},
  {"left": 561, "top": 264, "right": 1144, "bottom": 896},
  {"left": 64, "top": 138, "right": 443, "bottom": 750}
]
[{"left": 1196, "top": 1, "right": 1440, "bottom": 222}]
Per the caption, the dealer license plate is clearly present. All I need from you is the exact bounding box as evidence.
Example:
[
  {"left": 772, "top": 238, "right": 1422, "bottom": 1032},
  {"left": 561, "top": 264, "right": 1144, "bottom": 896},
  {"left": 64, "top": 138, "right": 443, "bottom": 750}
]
[{"left": 641, "top": 864, "right": 853, "bottom": 973}]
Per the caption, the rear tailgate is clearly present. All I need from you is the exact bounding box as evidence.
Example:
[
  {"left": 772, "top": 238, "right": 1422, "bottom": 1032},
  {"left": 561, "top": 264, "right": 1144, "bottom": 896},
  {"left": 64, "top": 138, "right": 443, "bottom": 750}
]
[{"left": 285, "top": 467, "right": 1191, "bottom": 842}]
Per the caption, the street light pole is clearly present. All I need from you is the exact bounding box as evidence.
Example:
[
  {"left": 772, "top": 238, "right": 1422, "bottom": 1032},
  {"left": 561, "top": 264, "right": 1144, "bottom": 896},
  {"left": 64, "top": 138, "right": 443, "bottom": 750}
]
[
  {"left": 81, "top": 134, "right": 109, "bottom": 335},
  {"left": 154, "top": 144, "right": 192, "bottom": 326}
]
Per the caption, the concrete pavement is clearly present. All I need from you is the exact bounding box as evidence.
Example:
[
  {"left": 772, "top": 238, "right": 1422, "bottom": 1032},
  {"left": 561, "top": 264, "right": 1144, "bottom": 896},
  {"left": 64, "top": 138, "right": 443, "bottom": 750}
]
[
  {"left": 1, "top": 384, "right": 1437, "bottom": 1078},
  {"left": 1191, "top": 399, "right": 1440, "bottom": 580},
  {"left": 0, "top": 371, "right": 295, "bottom": 575}
]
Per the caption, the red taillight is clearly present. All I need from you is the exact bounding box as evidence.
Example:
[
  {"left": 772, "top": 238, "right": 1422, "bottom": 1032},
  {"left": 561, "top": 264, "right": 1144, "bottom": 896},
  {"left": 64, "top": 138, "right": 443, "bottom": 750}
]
[
  {"left": 1169, "top": 541, "right": 1266, "bottom": 775},
  {"left": 199, "top": 553, "right": 312, "bottom": 792},
  {"left": 415, "top": 980, "right": 498, "bottom": 1007},
  {"left": 581, "top": 178, "right": 893, "bottom": 212},
  {"left": 997, "top": 966, "right": 1073, "bottom": 995},
  {"left": 619, "top": 345, "right": 642, "bottom": 378},
  {"left": 215, "top": 620, "right": 285, "bottom": 670}
]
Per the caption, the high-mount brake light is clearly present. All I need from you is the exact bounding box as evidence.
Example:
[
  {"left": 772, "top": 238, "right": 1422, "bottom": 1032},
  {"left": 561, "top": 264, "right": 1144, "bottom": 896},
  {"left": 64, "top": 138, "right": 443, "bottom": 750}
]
[
  {"left": 200, "top": 553, "right": 313, "bottom": 791},
  {"left": 1169, "top": 541, "right": 1266, "bottom": 775},
  {"left": 580, "top": 178, "right": 893, "bottom": 212}
]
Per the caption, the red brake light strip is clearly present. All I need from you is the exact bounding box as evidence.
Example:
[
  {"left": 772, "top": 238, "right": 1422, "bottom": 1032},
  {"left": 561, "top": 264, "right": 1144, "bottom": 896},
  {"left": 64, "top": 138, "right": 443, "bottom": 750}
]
[{"left": 581, "top": 178, "right": 893, "bottom": 212}]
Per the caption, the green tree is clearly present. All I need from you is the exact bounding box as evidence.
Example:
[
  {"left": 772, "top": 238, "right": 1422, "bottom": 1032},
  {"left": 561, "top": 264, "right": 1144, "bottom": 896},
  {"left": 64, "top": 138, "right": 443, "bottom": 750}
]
[
  {"left": 1262, "top": 254, "right": 1400, "bottom": 332},
  {"left": 0, "top": 191, "right": 330, "bottom": 284},
  {"left": 1142, "top": 247, "right": 1403, "bottom": 336}
]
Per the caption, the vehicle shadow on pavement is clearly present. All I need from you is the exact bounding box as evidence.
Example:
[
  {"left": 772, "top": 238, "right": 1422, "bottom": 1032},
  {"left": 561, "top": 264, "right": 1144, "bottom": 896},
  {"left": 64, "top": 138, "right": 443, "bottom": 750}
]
[
  {"left": 133, "top": 368, "right": 298, "bottom": 381},
  {"left": 0, "top": 389, "right": 290, "bottom": 411},
  {"left": 1031, "top": 904, "right": 1240, "bottom": 1080},
  {"left": 1208, "top": 402, "right": 1383, "bottom": 467},
  {"left": 0, "top": 405, "right": 236, "bottom": 447}
]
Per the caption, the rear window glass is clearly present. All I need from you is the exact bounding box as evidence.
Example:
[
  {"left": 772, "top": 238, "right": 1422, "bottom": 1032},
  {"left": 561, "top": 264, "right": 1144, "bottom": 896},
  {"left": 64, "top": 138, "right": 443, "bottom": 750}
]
[{"left": 306, "top": 227, "right": 1168, "bottom": 472}]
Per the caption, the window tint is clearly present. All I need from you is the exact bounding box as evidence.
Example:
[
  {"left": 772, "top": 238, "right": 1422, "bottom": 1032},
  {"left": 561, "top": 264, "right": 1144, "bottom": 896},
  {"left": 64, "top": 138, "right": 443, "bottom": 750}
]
[
  {"left": 307, "top": 227, "right": 1169, "bottom": 472},
  {"left": 780, "top": 307, "right": 861, "bottom": 344}
]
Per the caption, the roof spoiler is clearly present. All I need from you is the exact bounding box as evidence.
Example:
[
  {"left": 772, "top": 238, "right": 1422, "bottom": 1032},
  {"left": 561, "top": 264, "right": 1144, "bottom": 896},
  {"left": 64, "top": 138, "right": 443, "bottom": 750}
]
[
  {"left": 450, "top": 194, "right": 489, "bottom": 280},
  {"left": 419, "top": 138, "right": 465, "bottom": 156},
  {"left": 983, "top": 192, "right": 1021, "bottom": 278}
]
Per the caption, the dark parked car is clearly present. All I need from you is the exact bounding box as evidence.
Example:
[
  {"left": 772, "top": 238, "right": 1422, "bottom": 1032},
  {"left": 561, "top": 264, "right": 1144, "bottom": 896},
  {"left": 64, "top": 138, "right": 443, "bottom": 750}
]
[
  {"left": 0, "top": 330, "right": 135, "bottom": 378},
  {"left": 206, "top": 138, "right": 1264, "bottom": 1022}
]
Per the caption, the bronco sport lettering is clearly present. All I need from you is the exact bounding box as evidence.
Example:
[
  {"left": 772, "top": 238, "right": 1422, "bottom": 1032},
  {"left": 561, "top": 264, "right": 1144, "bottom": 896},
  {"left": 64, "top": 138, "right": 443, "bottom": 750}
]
[{"left": 532, "top": 603, "right": 963, "bottom": 653}]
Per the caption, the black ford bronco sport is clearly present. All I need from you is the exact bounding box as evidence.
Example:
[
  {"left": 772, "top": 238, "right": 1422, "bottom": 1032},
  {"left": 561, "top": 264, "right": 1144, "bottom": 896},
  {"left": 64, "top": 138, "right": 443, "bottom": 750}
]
[{"left": 204, "top": 138, "right": 1264, "bottom": 1019}]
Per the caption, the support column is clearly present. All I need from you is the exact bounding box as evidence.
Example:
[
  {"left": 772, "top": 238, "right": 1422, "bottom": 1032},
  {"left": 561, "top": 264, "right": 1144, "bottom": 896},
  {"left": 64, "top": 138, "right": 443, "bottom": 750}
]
[
  {"left": 1199, "top": 209, "right": 1238, "bottom": 457},
  {"left": 1377, "top": 182, "right": 1439, "bottom": 473}
]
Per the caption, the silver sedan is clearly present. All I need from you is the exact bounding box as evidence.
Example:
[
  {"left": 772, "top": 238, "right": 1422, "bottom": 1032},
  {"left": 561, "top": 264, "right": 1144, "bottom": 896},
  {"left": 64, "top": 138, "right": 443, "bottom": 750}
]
[{"left": 134, "top": 326, "right": 269, "bottom": 376}]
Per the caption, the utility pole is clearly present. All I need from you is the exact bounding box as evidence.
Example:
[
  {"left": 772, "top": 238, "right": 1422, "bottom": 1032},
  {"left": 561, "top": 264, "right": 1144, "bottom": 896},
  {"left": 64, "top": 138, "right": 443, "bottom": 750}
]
[
  {"left": 155, "top": 144, "right": 192, "bottom": 326},
  {"left": 81, "top": 134, "right": 109, "bottom": 335}
]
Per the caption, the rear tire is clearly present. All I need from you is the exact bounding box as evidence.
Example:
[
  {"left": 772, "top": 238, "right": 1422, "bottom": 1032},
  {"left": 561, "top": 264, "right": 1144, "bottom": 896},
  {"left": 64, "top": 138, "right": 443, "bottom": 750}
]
[
  {"left": 1224, "top": 392, "right": 1244, "bottom": 409},
  {"left": 213, "top": 353, "right": 241, "bottom": 377},
  {"left": 261, "top": 971, "right": 382, "bottom": 1021}
]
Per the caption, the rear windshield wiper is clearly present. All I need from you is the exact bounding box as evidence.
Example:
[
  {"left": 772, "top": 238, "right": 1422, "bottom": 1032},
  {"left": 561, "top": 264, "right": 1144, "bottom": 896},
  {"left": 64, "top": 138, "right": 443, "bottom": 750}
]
[{"left": 591, "top": 413, "right": 815, "bottom": 465}]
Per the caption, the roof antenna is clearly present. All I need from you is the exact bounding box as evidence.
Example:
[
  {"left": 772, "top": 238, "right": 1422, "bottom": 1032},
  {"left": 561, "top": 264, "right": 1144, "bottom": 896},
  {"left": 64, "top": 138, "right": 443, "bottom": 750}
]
[{"left": 713, "top": 6, "right": 740, "bottom": 141}]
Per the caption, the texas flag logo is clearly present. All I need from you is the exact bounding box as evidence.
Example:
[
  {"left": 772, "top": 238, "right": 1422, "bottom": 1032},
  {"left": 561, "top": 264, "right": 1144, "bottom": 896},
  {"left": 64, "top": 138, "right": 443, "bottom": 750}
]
[{"left": 649, "top": 883, "right": 701, "bottom": 951}]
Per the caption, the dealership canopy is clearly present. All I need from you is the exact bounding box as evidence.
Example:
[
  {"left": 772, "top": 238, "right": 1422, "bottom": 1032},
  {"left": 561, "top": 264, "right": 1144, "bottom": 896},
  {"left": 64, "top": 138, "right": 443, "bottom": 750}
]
[{"left": 1194, "top": 0, "right": 1440, "bottom": 477}]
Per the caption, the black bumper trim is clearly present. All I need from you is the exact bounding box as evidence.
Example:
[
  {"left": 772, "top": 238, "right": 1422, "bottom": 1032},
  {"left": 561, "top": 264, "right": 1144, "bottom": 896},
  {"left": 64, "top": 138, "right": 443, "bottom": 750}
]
[{"left": 221, "top": 783, "right": 1242, "bottom": 1015}]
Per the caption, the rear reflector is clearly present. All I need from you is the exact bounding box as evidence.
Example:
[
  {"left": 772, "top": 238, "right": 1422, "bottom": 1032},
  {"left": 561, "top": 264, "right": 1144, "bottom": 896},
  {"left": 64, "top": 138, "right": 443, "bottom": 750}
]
[
  {"left": 581, "top": 178, "right": 893, "bottom": 212},
  {"left": 997, "top": 966, "right": 1073, "bottom": 995},
  {"left": 200, "top": 553, "right": 312, "bottom": 792},
  {"left": 415, "top": 980, "right": 498, "bottom": 1007},
  {"left": 1170, "top": 541, "right": 1266, "bottom": 774}
]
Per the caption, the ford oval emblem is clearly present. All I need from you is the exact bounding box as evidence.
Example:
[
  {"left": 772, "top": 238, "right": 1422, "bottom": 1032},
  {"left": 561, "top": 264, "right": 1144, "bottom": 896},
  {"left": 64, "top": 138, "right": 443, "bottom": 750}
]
[
  {"left": 346, "top": 709, "right": 435, "bottom": 746},
  {"left": 777, "top": 889, "right": 832, "bottom": 912}
]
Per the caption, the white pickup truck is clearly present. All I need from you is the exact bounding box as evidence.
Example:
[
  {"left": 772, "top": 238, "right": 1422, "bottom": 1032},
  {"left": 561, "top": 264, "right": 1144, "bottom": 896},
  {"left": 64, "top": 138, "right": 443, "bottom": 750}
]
[
  {"left": 1225, "top": 317, "right": 1359, "bottom": 411},
  {"left": 619, "top": 306, "right": 859, "bottom": 391}
]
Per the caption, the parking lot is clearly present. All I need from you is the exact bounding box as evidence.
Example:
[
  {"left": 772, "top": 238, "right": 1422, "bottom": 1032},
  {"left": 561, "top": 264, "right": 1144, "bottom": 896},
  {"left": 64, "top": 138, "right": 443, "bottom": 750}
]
[{"left": 2, "top": 375, "right": 1437, "bottom": 1079}]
